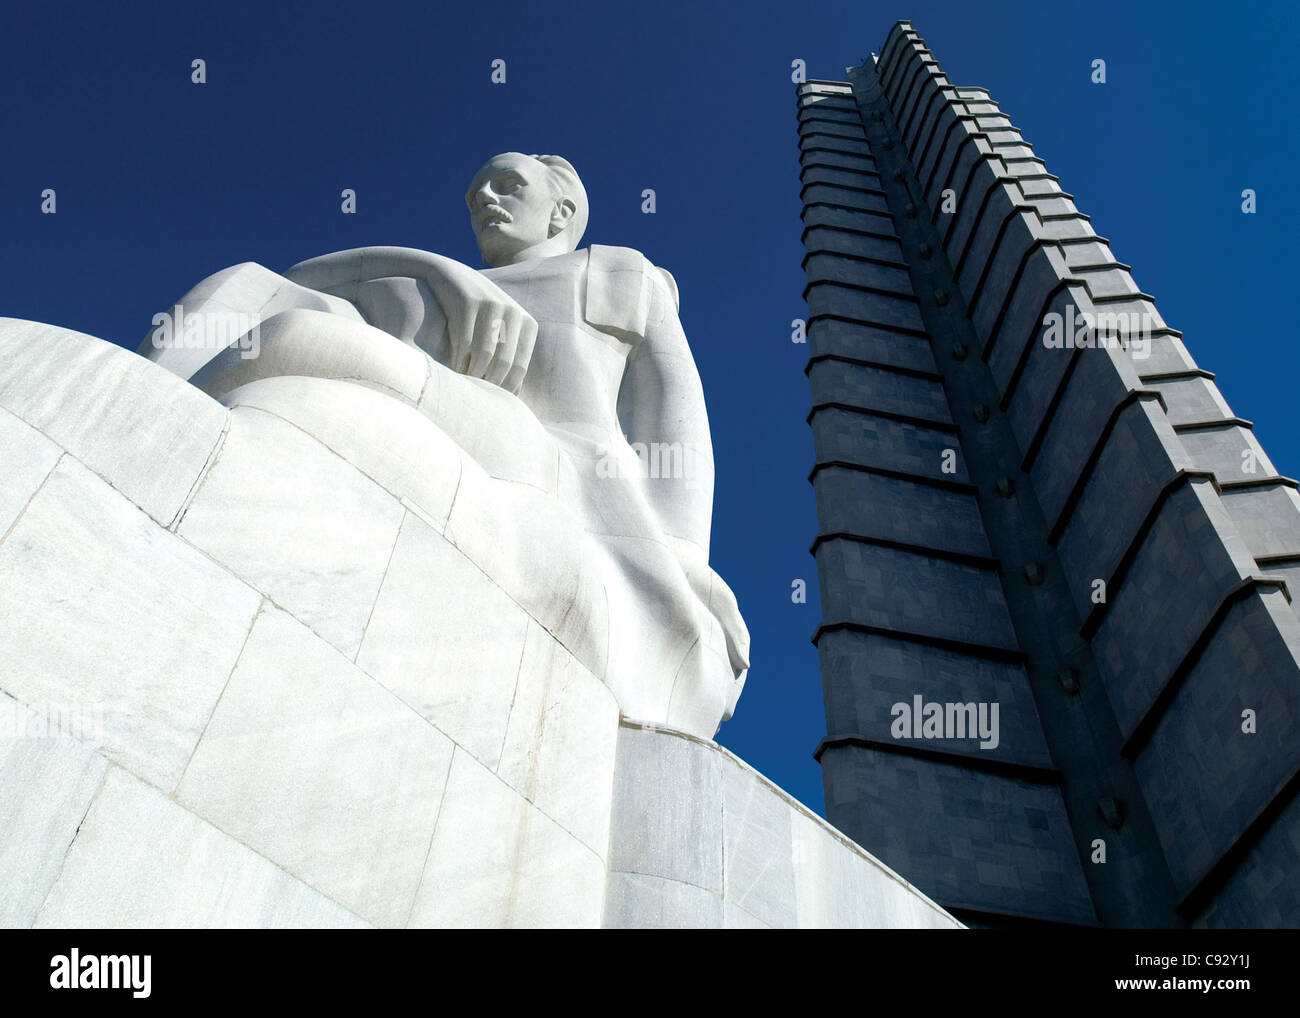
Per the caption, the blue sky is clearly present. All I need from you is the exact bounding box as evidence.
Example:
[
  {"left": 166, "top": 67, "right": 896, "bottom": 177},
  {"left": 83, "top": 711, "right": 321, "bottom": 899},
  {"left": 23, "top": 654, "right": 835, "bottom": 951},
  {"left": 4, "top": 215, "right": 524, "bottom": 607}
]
[{"left": 3, "top": 0, "right": 1296, "bottom": 813}]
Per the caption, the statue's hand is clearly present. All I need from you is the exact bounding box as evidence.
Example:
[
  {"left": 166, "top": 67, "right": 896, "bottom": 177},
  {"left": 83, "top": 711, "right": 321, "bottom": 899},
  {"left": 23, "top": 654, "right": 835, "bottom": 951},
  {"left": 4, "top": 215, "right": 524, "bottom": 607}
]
[{"left": 423, "top": 261, "right": 538, "bottom": 395}]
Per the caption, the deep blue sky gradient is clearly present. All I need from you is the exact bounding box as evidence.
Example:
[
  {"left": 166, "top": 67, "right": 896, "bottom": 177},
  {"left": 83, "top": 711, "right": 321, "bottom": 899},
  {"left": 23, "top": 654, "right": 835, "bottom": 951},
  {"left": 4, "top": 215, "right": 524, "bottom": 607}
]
[{"left": 3, "top": 0, "right": 1296, "bottom": 813}]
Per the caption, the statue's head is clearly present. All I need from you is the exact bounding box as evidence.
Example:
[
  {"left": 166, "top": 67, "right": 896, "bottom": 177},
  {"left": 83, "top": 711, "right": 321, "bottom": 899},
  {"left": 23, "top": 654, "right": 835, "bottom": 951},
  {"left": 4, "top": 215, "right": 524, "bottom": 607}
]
[{"left": 466, "top": 152, "right": 589, "bottom": 267}]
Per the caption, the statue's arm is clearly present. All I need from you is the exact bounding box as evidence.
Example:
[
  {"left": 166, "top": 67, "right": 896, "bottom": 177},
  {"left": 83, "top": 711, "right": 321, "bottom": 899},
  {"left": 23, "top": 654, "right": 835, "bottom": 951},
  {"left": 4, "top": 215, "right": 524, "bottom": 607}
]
[
  {"left": 284, "top": 246, "right": 461, "bottom": 296},
  {"left": 616, "top": 268, "right": 716, "bottom": 556},
  {"left": 285, "top": 246, "right": 538, "bottom": 393},
  {"left": 618, "top": 266, "right": 750, "bottom": 678}
]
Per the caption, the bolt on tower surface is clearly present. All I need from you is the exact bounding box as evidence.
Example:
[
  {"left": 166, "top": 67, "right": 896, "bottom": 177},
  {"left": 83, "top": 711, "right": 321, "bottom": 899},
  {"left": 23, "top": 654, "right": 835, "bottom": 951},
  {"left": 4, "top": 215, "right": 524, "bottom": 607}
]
[{"left": 797, "top": 20, "right": 1300, "bottom": 928}]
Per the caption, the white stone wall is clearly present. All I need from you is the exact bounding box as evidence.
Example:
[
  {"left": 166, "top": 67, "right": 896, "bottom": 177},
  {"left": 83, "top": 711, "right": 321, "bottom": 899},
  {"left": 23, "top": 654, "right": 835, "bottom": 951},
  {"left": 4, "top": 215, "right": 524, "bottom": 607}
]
[
  {"left": 606, "top": 722, "right": 960, "bottom": 928},
  {"left": 0, "top": 319, "right": 959, "bottom": 929}
]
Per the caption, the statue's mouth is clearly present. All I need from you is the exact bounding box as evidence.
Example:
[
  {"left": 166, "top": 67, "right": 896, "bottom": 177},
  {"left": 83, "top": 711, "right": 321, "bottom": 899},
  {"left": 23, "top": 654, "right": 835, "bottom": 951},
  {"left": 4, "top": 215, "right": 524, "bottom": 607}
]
[{"left": 479, "top": 205, "right": 513, "bottom": 227}]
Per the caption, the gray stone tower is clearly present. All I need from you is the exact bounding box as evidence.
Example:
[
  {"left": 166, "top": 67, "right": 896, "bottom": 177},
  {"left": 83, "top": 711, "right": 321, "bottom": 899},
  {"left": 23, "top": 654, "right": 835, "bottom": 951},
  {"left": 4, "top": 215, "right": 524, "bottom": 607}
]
[{"left": 798, "top": 21, "right": 1300, "bottom": 928}]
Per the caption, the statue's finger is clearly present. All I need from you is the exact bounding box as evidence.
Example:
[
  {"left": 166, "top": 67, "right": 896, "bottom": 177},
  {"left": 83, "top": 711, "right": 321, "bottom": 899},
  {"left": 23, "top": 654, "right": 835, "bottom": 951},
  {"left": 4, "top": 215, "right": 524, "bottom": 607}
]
[
  {"left": 450, "top": 305, "right": 475, "bottom": 373},
  {"left": 485, "top": 312, "right": 518, "bottom": 386},
  {"left": 467, "top": 307, "right": 501, "bottom": 378},
  {"left": 516, "top": 315, "right": 538, "bottom": 371},
  {"left": 503, "top": 316, "right": 537, "bottom": 394}
]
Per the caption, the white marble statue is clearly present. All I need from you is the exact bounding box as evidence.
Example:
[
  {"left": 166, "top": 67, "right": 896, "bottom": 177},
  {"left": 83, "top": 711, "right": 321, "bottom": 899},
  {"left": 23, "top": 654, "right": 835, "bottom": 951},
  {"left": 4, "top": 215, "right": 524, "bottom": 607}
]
[
  {"left": 141, "top": 152, "right": 750, "bottom": 737},
  {"left": 0, "top": 151, "right": 959, "bottom": 930}
]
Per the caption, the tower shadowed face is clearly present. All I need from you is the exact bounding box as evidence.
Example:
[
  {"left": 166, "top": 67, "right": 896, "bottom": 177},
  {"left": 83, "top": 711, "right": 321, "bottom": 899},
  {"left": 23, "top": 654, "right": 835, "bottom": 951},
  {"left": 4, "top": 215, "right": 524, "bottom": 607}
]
[{"left": 466, "top": 153, "right": 572, "bottom": 267}]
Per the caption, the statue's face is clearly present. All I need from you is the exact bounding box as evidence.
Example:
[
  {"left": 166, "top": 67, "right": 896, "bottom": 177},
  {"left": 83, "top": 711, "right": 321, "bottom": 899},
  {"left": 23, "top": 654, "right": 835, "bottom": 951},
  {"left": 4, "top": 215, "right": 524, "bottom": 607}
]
[{"left": 466, "top": 153, "right": 565, "bottom": 266}]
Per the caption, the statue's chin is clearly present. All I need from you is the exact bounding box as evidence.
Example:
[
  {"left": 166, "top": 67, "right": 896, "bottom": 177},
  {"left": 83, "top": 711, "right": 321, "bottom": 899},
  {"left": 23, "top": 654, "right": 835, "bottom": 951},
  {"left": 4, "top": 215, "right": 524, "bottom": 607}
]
[
  {"left": 476, "top": 242, "right": 515, "bottom": 269},
  {"left": 475, "top": 225, "right": 523, "bottom": 266},
  {"left": 478, "top": 233, "right": 565, "bottom": 269}
]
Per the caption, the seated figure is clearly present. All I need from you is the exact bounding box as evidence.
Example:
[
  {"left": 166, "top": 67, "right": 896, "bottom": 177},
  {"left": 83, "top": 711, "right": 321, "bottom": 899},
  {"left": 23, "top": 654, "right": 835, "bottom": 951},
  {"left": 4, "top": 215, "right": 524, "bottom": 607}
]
[{"left": 140, "top": 151, "right": 750, "bottom": 738}]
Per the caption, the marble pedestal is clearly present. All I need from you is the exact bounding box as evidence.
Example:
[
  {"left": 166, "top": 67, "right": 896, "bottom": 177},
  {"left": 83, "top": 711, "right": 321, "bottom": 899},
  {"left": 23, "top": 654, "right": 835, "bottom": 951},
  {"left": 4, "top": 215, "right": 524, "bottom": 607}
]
[{"left": 0, "top": 318, "right": 958, "bottom": 929}]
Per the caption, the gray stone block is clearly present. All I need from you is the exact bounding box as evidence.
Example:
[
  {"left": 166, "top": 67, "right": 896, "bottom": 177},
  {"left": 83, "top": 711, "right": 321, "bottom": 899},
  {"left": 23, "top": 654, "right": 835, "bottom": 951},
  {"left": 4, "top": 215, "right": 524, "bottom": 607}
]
[
  {"left": 808, "top": 318, "right": 936, "bottom": 374},
  {"left": 813, "top": 467, "right": 990, "bottom": 559},
  {"left": 803, "top": 226, "right": 905, "bottom": 265},
  {"left": 801, "top": 182, "right": 892, "bottom": 215},
  {"left": 803, "top": 251, "right": 914, "bottom": 295},
  {"left": 822, "top": 745, "right": 1096, "bottom": 924},
  {"left": 810, "top": 406, "right": 963, "bottom": 482},
  {"left": 1133, "top": 587, "right": 1300, "bottom": 899},
  {"left": 1091, "top": 481, "right": 1256, "bottom": 737},
  {"left": 808, "top": 358, "right": 951, "bottom": 422},
  {"left": 816, "top": 629, "right": 1053, "bottom": 769},
  {"left": 815, "top": 540, "right": 1018, "bottom": 651},
  {"left": 1220, "top": 485, "right": 1300, "bottom": 561}
]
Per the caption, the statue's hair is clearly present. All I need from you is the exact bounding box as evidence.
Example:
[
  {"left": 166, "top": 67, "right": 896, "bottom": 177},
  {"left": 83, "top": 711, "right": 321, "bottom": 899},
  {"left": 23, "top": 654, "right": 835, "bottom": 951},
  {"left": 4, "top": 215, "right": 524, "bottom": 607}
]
[{"left": 530, "top": 154, "right": 588, "bottom": 251}]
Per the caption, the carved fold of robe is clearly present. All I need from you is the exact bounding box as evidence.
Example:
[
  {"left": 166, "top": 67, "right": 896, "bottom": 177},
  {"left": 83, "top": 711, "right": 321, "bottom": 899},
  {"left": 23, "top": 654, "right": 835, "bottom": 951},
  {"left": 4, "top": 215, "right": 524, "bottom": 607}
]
[{"left": 139, "top": 245, "right": 750, "bottom": 738}]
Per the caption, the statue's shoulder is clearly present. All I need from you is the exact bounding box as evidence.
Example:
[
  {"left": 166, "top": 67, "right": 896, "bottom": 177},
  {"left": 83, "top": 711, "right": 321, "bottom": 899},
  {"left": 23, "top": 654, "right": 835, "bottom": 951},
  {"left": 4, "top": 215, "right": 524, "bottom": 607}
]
[{"left": 584, "top": 245, "right": 680, "bottom": 340}]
